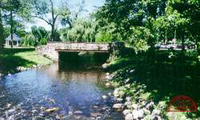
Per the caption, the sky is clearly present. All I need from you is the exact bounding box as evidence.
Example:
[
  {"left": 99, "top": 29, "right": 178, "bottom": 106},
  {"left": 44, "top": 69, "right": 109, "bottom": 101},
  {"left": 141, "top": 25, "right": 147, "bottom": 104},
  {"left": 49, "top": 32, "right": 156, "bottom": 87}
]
[{"left": 25, "top": 0, "right": 105, "bottom": 31}]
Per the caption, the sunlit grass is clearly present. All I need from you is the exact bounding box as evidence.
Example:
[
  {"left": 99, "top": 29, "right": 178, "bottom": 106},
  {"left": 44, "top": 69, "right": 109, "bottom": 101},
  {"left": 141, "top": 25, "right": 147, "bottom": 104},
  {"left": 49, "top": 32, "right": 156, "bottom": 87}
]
[{"left": 0, "top": 48, "right": 52, "bottom": 74}]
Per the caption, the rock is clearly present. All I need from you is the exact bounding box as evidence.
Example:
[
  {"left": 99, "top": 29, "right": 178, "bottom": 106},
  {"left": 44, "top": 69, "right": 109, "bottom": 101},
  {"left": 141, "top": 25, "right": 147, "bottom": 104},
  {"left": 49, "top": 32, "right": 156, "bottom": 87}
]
[
  {"left": 45, "top": 107, "right": 59, "bottom": 113},
  {"left": 142, "top": 108, "right": 151, "bottom": 115},
  {"left": 132, "top": 109, "right": 144, "bottom": 119},
  {"left": 108, "top": 92, "right": 112, "bottom": 96},
  {"left": 68, "top": 110, "right": 73, "bottom": 115},
  {"left": 154, "top": 116, "right": 162, "bottom": 120},
  {"left": 125, "top": 79, "right": 130, "bottom": 83},
  {"left": 33, "top": 65, "right": 37, "bottom": 68},
  {"left": 152, "top": 109, "right": 161, "bottom": 115},
  {"left": 49, "top": 98, "right": 55, "bottom": 103},
  {"left": 102, "top": 63, "right": 108, "bottom": 69},
  {"left": 102, "top": 95, "right": 108, "bottom": 100},
  {"left": 8, "top": 115, "right": 15, "bottom": 120},
  {"left": 7, "top": 103, "right": 12, "bottom": 108},
  {"left": 56, "top": 115, "right": 62, "bottom": 119},
  {"left": 125, "top": 101, "right": 132, "bottom": 108},
  {"left": 130, "top": 70, "right": 135, "bottom": 73},
  {"left": 123, "top": 109, "right": 131, "bottom": 116},
  {"left": 146, "top": 102, "right": 154, "bottom": 109},
  {"left": 96, "top": 117, "right": 102, "bottom": 120},
  {"left": 102, "top": 107, "right": 108, "bottom": 111},
  {"left": 74, "top": 115, "right": 81, "bottom": 119},
  {"left": 141, "top": 101, "right": 147, "bottom": 106},
  {"left": 132, "top": 104, "right": 138, "bottom": 109},
  {"left": 116, "top": 98, "right": 123, "bottom": 102},
  {"left": 7, "top": 108, "right": 15, "bottom": 114},
  {"left": 106, "top": 75, "right": 112, "bottom": 80},
  {"left": 90, "top": 112, "right": 102, "bottom": 117},
  {"left": 74, "top": 110, "right": 83, "bottom": 115},
  {"left": 89, "top": 117, "right": 96, "bottom": 120},
  {"left": 113, "top": 103, "right": 124, "bottom": 110},
  {"left": 39, "top": 113, "right": 45, "bottom": 117},
  {"left": 0, "top": 73, "right": 3, "bottom": 77},
  {"left": 126, "top": 97, "right": 131, "bottom": 102},
  {"left": 105, "top": 83, "right": 111, "bottom": 87},
  {"left": 125, "top": 113, "right": 134, "bottom": 120},
  {"left": 93, "top": 106, "right": 98, "bottom": 109}
]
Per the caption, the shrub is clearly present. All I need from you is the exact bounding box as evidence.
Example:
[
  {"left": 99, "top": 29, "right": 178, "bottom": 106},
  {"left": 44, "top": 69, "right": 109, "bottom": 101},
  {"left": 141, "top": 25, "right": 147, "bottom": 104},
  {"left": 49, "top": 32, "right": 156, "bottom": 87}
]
[{"left": 21, "top": 34, "right": 36, "bottom": 46}]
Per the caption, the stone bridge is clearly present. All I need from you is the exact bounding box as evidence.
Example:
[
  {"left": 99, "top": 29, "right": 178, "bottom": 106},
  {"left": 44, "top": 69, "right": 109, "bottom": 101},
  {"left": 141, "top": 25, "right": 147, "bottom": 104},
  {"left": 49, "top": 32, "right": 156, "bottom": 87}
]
[{"left": 36, "top": 42, "right": 124, "bottom": 61}]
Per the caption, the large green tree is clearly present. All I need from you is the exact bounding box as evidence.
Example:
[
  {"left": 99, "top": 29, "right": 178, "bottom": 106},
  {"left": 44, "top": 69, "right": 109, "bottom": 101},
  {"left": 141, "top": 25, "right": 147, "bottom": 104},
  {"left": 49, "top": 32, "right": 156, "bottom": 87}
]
[
  {"left": 0, "top": 8, "right": 4, "bottom": 49},
  {"left": 0, "top": 0, "right": 30, "bottom": 48}
]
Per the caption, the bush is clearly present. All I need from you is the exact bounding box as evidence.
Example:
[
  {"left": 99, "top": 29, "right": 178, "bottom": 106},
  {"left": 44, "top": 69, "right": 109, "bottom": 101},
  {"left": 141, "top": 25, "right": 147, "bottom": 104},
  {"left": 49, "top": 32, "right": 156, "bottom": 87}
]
[{"left": 21, "top": 34, "right": 36, "bottom": 46}]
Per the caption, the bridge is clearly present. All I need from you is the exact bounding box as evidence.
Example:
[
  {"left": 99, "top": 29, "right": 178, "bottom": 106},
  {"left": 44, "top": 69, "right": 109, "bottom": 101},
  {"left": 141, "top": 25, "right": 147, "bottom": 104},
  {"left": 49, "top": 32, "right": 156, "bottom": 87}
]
[{"left": 36, "top": 42, "right": 124, "bottom": 61}]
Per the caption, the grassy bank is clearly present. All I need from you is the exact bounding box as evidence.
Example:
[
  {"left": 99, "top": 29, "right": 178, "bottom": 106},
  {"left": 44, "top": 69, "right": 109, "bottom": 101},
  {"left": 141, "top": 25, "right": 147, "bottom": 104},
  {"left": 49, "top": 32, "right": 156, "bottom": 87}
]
[
  {"left": 0, "top": 48, "right": 52, "bottom": 76},
  {"left": 106, "top": 49, "right": 200, "bottom": 120}
]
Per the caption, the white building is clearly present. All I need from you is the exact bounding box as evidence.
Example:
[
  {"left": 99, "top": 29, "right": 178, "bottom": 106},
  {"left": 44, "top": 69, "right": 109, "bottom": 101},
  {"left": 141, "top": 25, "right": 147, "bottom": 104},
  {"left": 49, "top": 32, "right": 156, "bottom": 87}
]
[{"left": 5, "top": 34, "right": 22, "bottom": 46}]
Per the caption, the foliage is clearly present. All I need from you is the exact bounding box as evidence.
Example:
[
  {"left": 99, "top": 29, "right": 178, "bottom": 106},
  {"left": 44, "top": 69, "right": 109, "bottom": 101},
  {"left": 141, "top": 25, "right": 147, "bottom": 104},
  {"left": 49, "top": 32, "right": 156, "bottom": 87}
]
[
  {"left": 95, "top": 0, "right": 200, "bottom": 53},
  {"left": 61, "top": 19, "right": 97, "bottom": 42},
  {"left": 96, "top": 22, "right": 123, "bottom": 42},
  {"left": 31, "top": 26, "right": 49, "bottom": 45},
  {"left": 21, "top": 34, "right": 36, "bottom": 46},
  {"left": 129, "top": 27, "right": 151, "bottom": 53}
]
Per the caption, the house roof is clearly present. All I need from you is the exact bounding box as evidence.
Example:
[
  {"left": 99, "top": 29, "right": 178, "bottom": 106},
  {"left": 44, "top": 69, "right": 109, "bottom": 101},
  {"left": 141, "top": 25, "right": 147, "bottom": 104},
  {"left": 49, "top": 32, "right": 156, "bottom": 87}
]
[{"left": 5, "top": 34, "right": 22, "bottom": 41}]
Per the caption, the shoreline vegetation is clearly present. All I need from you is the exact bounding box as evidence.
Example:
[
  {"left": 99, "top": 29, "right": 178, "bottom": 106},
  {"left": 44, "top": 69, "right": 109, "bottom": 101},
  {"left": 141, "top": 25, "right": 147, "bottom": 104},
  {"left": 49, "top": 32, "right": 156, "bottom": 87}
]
[
  {"left": 0, "top": 48, "right": 52, "bottom": 77},
  {"left": 103, "top": 48, "right": 200, "bottom": 120}
]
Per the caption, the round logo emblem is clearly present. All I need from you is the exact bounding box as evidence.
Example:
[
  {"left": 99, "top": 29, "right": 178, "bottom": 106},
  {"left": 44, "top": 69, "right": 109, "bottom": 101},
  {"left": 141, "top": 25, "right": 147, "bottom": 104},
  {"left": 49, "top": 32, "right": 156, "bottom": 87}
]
[{"left": 167, "top": 95, "right": 197, "bottom": 113}]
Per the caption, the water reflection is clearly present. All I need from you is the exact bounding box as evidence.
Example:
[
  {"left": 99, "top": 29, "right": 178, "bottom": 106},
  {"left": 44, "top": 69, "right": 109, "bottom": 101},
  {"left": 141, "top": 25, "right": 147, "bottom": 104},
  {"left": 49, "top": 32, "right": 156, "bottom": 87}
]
[{"left": 0, "top": 63, "right": 123, "bottom": 119}]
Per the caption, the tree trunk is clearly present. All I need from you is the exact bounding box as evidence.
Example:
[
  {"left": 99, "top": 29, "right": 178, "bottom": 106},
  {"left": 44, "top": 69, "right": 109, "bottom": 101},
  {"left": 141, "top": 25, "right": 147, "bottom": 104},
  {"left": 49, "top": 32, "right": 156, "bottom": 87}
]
[
  {"left": 51, "top": 24, "right": 55, "bottom": 41},
  {"left": 0, "top": 9, "right": 4, "bottom": 50},
  {"left": 164, "top": 29, "right": 168, "bottom": 44},
  {"left": 174, "top": 29, "right": 177, "bottom": 39},
  {"left": 181, "top": 33, "right": 185, "bottom": 51},
  {"left": 10, "top": 10, "right": 13, "bottom": 48}
]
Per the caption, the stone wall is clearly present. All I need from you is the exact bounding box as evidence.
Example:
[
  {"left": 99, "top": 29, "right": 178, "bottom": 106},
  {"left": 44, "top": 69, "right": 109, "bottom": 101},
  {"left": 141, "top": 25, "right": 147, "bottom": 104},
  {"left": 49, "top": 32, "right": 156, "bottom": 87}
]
[{"left": 36, "top": 42, "right": 113, "bottom": 61}]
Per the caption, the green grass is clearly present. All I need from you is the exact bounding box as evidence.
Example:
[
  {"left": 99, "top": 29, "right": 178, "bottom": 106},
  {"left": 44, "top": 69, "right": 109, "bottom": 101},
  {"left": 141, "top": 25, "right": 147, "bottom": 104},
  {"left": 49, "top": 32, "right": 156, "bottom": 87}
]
[{"left": 0, "top": 48, "right": 52, "bottom": 75}]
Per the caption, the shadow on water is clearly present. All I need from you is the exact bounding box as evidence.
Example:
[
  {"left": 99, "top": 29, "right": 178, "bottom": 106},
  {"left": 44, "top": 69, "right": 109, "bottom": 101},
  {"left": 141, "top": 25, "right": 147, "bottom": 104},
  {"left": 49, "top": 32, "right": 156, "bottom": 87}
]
[
  {"left": 59, "top": 51, "right": 109, "bottom": 69},
  {"left": 0, "top": 51, "right": 123, "bottom": 119}
]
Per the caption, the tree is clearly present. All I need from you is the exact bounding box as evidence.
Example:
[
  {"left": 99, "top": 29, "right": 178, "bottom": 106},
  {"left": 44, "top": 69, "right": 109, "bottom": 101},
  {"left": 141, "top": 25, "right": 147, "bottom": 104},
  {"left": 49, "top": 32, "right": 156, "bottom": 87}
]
[
  {"left": 0, "top": 8, "right": 4, "bottom": 49},
  {"left": 0, "top": 0, "right": 30, "bottom": 48},
  {"left": 31, "top": 26, "right": 48, "bottom": 45},
  {"left": 30, "top": 0, "right": 60, "bottom": 41},
  {"left": 171, "top": 0, "right": 200, "bottom": 51},
  {"left": 59, "top": 0, "right": 87, "bottom": 29}
]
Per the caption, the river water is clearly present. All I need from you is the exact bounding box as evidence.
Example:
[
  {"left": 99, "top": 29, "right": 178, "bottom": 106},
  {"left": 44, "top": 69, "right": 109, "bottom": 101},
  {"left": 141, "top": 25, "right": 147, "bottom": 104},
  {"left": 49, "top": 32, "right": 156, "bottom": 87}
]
[{"left": 0, "top": 63, "right": 123, "bottom": 119}]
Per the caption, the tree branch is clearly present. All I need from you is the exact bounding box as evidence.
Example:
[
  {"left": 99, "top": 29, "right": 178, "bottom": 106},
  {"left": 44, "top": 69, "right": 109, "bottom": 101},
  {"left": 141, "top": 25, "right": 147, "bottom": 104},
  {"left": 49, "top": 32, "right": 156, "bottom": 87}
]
[{"left": 32, "top": 15, "right": 52, "bottom": 25}]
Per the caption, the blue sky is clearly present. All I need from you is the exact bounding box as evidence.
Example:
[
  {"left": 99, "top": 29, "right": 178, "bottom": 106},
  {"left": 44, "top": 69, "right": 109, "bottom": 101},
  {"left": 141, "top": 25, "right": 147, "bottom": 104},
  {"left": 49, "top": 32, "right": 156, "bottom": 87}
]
[{"left": 25, "top": 0, "right": 105, "bottom": 31}]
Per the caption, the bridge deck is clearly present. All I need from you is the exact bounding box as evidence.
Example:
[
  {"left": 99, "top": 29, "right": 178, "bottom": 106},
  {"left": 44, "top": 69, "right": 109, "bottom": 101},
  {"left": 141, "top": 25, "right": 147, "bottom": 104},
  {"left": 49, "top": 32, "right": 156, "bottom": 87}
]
[{"left": 56, "top": 49, "right": 110, "bottom": 53}]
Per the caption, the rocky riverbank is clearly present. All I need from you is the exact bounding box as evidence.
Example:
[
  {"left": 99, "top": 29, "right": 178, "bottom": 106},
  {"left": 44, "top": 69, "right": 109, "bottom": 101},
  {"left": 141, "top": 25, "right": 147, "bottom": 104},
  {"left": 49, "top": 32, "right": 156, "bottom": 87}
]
[
  {"left": 104, "top": 72, "right": 167, "bottom": 120},
  {"left": 0, "top": 63, "right": 53, "bottom": 79},
  {"left": 102, "top": 57, "right": 193, "bottom": 120}
]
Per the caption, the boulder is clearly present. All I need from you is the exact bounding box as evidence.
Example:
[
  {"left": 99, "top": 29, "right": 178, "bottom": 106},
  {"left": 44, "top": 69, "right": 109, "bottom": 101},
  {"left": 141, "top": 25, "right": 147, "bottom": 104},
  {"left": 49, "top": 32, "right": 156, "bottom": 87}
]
[
  {"left": 123, "top": 109, "right": 131, "bottom": 116},
  {"left": 102, "top": 95, "right": 108, "bottom": 100},
  {"left": 113, "top": 103, "right": 124, "bottom": 110},
  {"left": 132, "top": 109, "right": 144, "bottom": 119},
  {"left": 45, "top": 107, "right": 59, "bottom": 113},
  {"left": 125, "top": 113, "right": 134, "bottom": 120}
]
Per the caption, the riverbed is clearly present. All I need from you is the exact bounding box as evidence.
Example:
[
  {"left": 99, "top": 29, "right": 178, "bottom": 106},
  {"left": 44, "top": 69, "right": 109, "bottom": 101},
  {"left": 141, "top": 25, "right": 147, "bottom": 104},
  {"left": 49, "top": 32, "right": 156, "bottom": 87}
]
[{"left": 0, "top": 63, "right": 123, "bottom": 119}]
